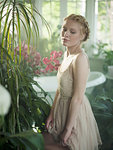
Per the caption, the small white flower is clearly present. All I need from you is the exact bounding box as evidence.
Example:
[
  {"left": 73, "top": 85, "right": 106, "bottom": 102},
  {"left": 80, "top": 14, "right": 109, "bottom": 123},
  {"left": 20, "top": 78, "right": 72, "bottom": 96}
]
[
  {"left": 33, "top": 128, "right": 38, "bottom": 133},
  {"left": 0, "top": 84, "right": 11, "bottom": 115}
]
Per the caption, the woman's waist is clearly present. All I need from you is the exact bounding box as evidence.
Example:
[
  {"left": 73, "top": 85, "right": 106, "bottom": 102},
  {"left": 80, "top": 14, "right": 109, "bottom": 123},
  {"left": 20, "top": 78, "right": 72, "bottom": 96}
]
[
  {"left": 57, "top": 92, "right": 72, "bottom": 102},
  {"left": 58, "top": 91, "right": 87, "bottom": 103},
  {"left": 58, "top": 87, "right": 73, "bottom": 96}
]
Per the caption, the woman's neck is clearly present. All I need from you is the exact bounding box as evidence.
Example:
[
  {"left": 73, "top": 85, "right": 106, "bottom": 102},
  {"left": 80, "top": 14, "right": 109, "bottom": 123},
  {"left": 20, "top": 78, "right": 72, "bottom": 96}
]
[{"left": 66, "top": 45, "right": 82, "bottom": 56}]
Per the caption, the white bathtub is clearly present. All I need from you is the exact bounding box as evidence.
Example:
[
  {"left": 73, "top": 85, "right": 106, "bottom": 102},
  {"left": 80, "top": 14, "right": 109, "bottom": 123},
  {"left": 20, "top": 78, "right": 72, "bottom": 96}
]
[
  {"left": 33, "top": 72, "right": 106, "bottom": 104},
  {"left": 86, "top": 72, "right": 106, "bottom": 94}
]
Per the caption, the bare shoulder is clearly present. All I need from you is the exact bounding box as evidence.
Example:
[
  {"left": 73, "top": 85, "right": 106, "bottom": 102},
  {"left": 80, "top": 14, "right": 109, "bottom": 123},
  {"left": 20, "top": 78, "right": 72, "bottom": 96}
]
[
  {"left": 72, "top": 52, "right": 90, "bottom": 68},
  {"left": 77, "top": 52, "right": 88, "bottom": 62}
]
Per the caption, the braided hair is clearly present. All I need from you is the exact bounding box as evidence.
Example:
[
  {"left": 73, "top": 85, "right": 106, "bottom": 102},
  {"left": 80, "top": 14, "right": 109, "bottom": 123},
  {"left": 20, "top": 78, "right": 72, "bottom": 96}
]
[{"left": 64, "top": 14, "right": 90, "bottom": 42}]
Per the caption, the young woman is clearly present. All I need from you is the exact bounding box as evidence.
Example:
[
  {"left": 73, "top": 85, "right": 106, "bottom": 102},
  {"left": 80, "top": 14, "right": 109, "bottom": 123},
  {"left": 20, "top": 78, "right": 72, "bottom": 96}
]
[{"left": 43, "top": 14, "right": 102, "bottom": 150}]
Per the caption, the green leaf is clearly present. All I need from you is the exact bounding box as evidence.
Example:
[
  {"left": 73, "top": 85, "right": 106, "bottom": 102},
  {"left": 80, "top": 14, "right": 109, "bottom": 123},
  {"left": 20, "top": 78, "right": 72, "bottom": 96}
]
[
  {"left": 16, "top": 6, "right": 21, "bottom": 63},
  {"left": 0, "top": 0, "right": 7, "bottom": 31},
  {"left": 5, "top": 19, "right": 12, "bottom": 48},
  {"left": 10, "top": 130, "right": 44, "bottom": 150}
]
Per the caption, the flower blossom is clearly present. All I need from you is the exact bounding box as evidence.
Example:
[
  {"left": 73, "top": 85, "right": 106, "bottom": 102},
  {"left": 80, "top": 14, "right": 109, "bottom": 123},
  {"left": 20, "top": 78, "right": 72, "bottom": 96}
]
[
  {"left": 15, "top": 42, "right": 63, "bottom": 75},
  {"left": 14, "top": 41, "right": 41, "bottom": 74},
  {"left": 41, "top": 50, "right": 63, "bottom": 73}
]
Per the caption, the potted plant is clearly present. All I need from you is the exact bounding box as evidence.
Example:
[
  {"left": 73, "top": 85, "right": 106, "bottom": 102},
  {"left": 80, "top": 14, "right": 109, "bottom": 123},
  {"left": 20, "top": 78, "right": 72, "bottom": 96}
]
[
  {"left": 103, "top": 50, "right": 113, "bottom": 77},
  {"left": 91, "top": 41, "right": 108, "bottom": 58},
  {"left": 91, "top": 96, "right": 113, "bottom": 150},
  {"left": 89, "top": 41, "right": 109, "bottom": 72},
  {"left": 0, "top": 0, "right": 51, "bottom": 149}
]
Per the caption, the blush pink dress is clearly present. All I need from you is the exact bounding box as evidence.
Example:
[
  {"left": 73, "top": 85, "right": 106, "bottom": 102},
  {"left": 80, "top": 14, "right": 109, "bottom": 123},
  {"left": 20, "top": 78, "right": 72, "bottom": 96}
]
[{"left": 48, "top": 53, "right": 102, "bottom": 150}]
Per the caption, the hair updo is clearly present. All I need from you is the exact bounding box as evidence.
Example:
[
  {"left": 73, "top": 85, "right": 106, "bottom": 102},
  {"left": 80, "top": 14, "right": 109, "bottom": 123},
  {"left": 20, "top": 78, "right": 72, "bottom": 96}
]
[{"left": 64, "top": 14, "right": 90, "bottom": 42}]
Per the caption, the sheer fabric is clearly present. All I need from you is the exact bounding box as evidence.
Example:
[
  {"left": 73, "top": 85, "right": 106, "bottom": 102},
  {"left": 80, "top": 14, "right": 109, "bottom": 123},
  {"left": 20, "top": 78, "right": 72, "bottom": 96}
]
[{"left": 48, "top": 53, "right": 102, "bottom": 150}]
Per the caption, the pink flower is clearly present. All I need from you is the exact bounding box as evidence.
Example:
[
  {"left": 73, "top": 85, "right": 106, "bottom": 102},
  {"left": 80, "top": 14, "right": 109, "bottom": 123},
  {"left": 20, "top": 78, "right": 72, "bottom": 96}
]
[
  {"left": 14, "top": 41, "right": 42, "bottom": 75},
  {"left": 50, "top": 51, "right": 55, "bottom": 55},
  {"left": 54, "top": 66, "right": 58, "bottom": 70},
  {"left": 44, "top": 63, "right": 54, "bottom": 72},
  {"left": 53, "top": 53, "right": 59, "bottom": 59},
  {"left": 58, "top": 51, "right": 63, "bottom": 57},
  {"left": 24, "top": 54, "right": 28, "bottom": 60},
  {"left": 43, "top": 57, "right": 50, "bottom": 64},
  {"left": 24, "top": 44, "right": 28, "bottom": 51},
  {"left": 53, "top": 59, "right": 59, "bottom": 65},
  {"left": 35, "top": 69, "right": 40, "bottom": 74},
  {"left": 40, "top": 69, "right": 47, "bottom": 74},
  {"left": 35, "top": 59, "right": 40, "bottom": 65},
  {"left": 50, "top": 51, "right": 59, "bottom": 59},
  {"left": 45, "top": 65, "right": 50, "bottom": 71},
  {"left": 48, "top": 63, "right": 54, "bottom": 71},
  {"left": 31, "top": 51, "right": 35, "bottom": 55},
  {"left": 15, "top": 46, "right": 63, "bottom": 75},
  {"left": 41, "top": 50, "right": 63, "bottom": 74},
  {"left": 50, "top": 56, "right": 53, "bottom": 61},
  {"left": 35, "top": 52, "right": 41, "bottom": 61},
  {"left": 15, "top": 46, "right": 19, "bottom": 52}
]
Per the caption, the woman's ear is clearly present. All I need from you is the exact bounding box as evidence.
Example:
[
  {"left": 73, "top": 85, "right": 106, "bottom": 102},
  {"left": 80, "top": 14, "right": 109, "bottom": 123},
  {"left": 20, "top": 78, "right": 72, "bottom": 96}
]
[{"left": 80, "top": 33, "right": 85, "bottom": 41}]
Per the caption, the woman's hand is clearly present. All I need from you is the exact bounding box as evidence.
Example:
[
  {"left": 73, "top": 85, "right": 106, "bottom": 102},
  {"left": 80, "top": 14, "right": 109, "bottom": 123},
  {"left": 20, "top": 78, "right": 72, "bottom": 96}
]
[
  {"left": 46, "top": 112, "right": 53, "bottom": 130},
  {"left": 60, "top": 128, "right": 72, "bottom": 146}
]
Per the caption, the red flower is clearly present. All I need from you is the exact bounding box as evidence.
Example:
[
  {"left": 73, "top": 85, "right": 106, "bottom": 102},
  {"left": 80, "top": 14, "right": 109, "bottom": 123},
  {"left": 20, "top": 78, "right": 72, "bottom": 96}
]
[
  {"left": 58, "top": 51, "right": 63, "bottom": 57},
  {"left": 53, "top": 59, "right": 59, "bottom": 65},
  {"left": 14, "top": 41, "right": 41, "bottom": 74},
  {"left": 41, "top": 50, "right": 63, "bottom": 74},
  {"left": 43, "top": 57, "right": 50, "bottom": 64},
  {"left": 15, "top": 43, "right": 63, "bottom": 75}
]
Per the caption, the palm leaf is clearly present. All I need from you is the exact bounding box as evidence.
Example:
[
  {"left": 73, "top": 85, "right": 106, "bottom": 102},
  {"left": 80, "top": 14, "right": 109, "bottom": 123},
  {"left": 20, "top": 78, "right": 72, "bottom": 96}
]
[
  {"left": 32, "top": 5, "right": 51, "bottom": 36},
  {"left": 0, "top": 0, "right": 7, "bottom": 31},
  {"left": 16, "top": 6, "right": 21, "bottom": 63},
  {"left": 4, "top": 19, "right": 12, "bottom": 48},
  {"left": 24, "top": 5, "right": 40, "bottom": 35},
  {"left": 18, "top": 2, "right": 31, "bottom": 53},
  {"left": 19, "top": 17, "right": 28, "bottom": 38},
  {"left": 2, "top": 8, "right": 12, "bottom": 46}
]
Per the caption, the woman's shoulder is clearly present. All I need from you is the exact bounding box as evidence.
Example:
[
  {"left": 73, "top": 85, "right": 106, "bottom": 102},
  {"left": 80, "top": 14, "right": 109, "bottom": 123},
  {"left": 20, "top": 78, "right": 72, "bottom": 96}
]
[
  {"left": 77, "top": 50, "right": 88, "bottom": 58},
  {"left": 72, "top": 51, "right": 87, "bottom": 61},
  {"left": 72, "top": 51, "right": 90, "bottom": 68}
]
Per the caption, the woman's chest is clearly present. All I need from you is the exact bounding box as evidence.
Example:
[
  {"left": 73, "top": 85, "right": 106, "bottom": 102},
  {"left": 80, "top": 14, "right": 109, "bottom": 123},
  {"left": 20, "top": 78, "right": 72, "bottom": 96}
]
[
  {"left": 59, "top": 56, "right": 76, "bottom": 72},
  {"left": 57, "top": 63, "right": 73, "bottom": 84}
]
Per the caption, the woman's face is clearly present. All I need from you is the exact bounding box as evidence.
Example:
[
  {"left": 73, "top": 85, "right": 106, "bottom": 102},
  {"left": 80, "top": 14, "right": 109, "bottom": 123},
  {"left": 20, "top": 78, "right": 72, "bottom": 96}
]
[{"left": 61, "top": 20, "right": 83, "bottom": 47}]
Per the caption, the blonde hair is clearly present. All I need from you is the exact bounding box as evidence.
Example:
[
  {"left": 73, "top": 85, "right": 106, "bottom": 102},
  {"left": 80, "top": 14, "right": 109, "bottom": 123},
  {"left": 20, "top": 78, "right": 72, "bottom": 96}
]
[{"left": 64, "top": 14, "right": 90, "bottom": 42}]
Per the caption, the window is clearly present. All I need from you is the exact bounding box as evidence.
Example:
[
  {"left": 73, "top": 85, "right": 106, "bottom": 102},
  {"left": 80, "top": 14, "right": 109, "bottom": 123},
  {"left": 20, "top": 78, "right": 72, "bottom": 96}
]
[
  {"left": 67, "top": 0, "right": 86, "bottom": 16},
  {"left": 42, "top": 0, "right": 60, "bottom": 37},
  {"left": 37, "top": 0, "right": 87, "bottom": 57},
  {"left": 96, "top": 0, "right": 113, "bottom": 49},
  {"left": 42, "top": 0, "right": 86, "bottom": 38}
]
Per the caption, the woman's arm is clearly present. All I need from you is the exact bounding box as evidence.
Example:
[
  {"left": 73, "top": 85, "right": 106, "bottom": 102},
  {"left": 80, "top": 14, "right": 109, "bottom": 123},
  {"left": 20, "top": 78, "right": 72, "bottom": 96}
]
[
  {"left": 50, "top": 89, "right": 59, "bottom": 113},
  {"left": 46, "top": 51, "right": 65, "bottom": 129},
  {"left": 46, "top": 89, "right": 59, "bottom": 129},
  {"left": 61, "top": 53, "right": 89, "bottom": 143},
  {"left": 50, "top": 51, "right": 66, "bottom": 113}
]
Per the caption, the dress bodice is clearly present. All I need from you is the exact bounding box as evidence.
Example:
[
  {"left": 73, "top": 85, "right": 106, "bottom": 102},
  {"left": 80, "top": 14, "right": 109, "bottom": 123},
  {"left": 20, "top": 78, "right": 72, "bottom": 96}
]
[{"left": 57, "top": 55, "right": 78, "bottom": 98}]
